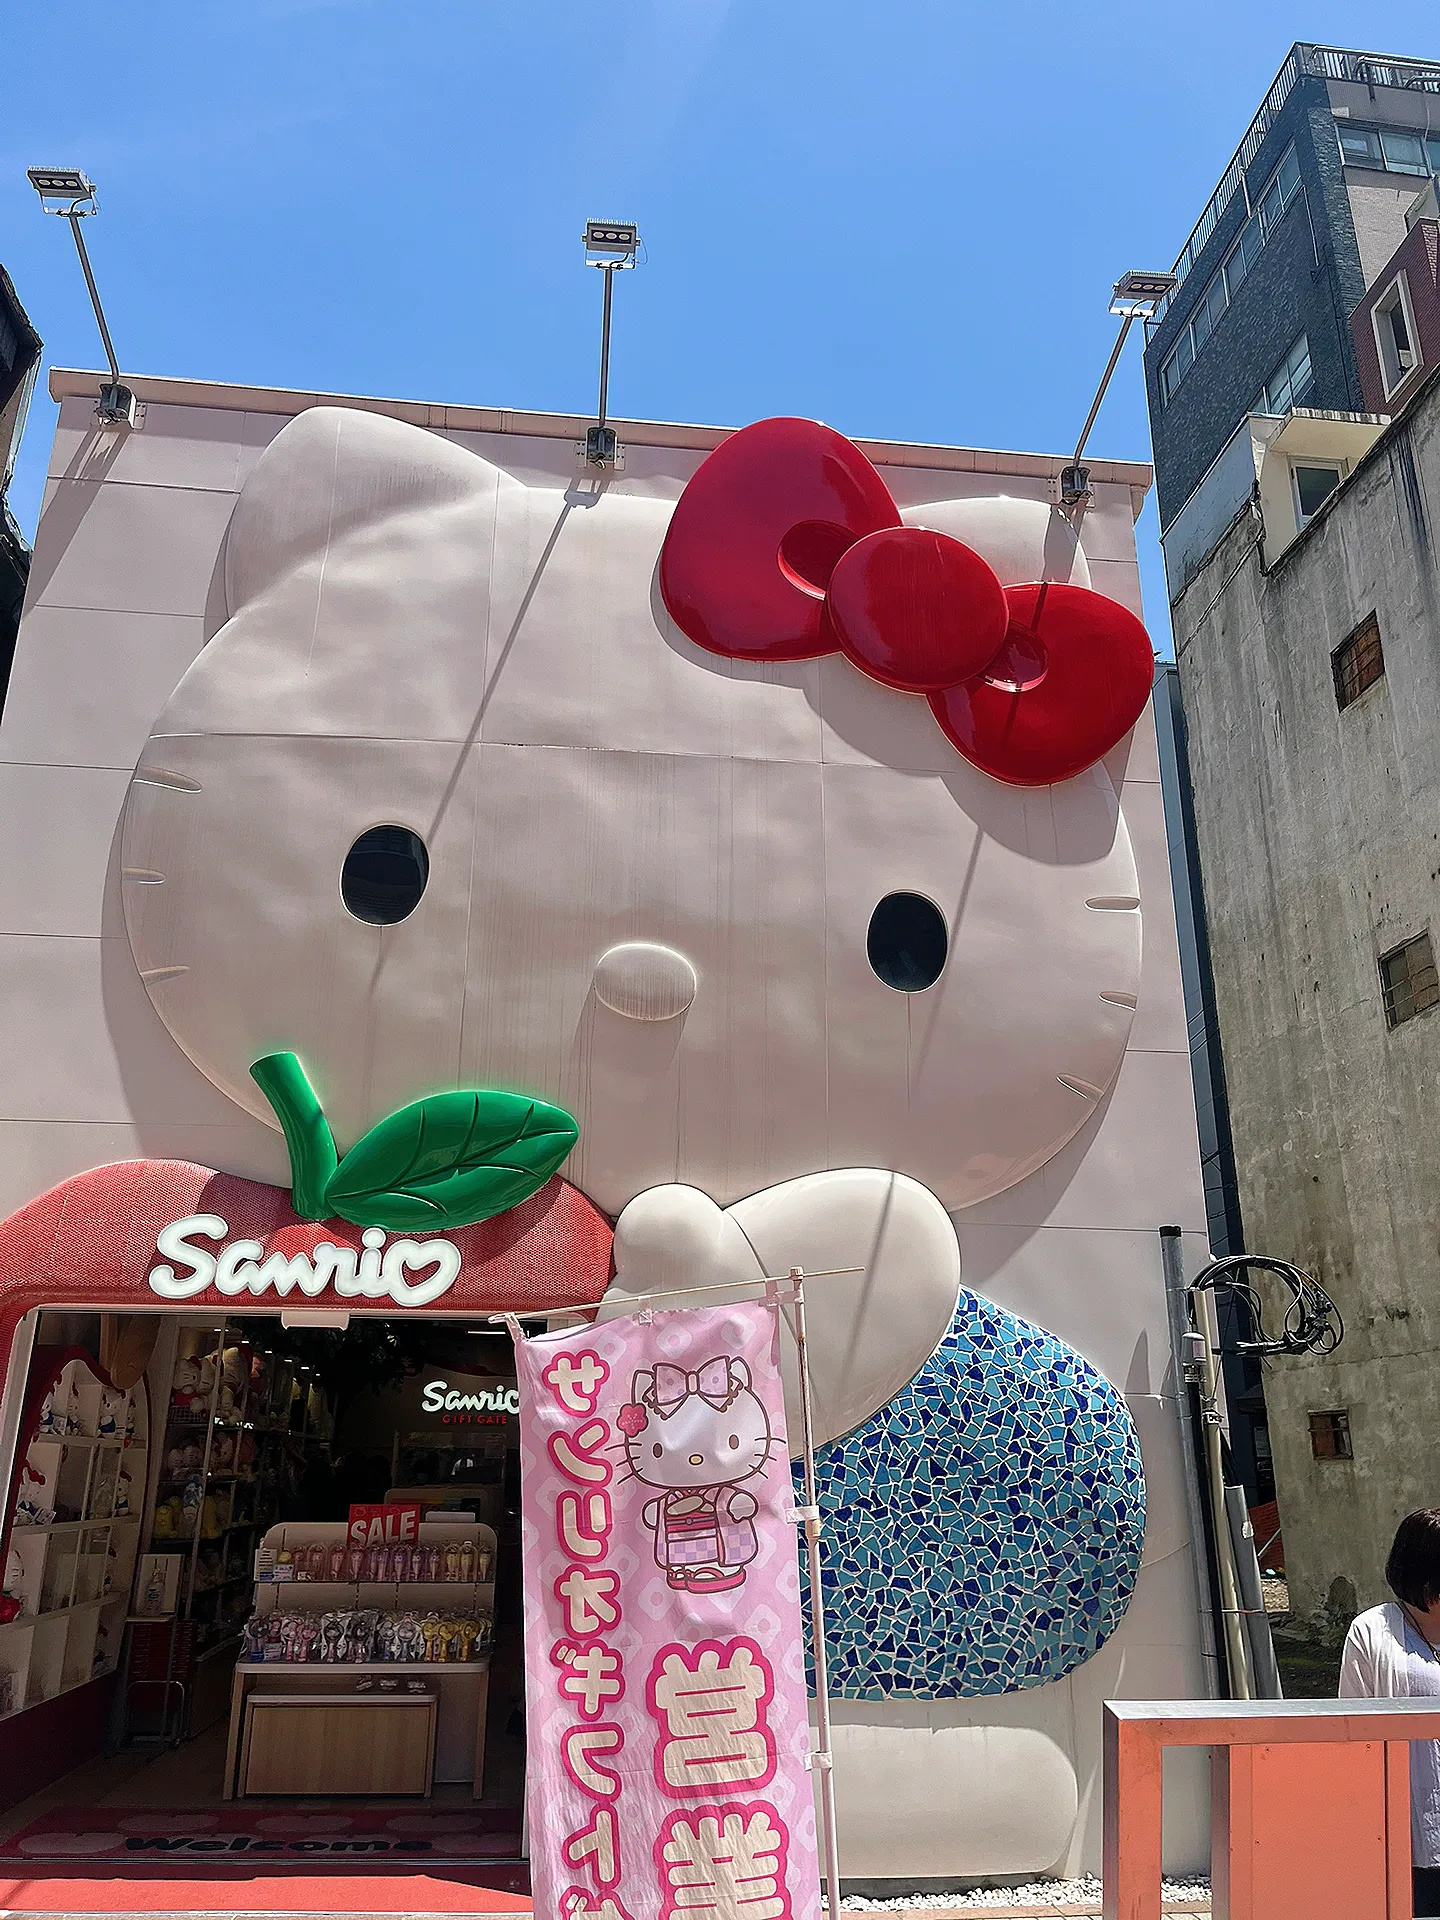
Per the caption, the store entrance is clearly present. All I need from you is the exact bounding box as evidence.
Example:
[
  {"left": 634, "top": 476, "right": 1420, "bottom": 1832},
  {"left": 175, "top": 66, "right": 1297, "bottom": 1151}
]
[{"left": 0, "top": 1305, "right": 530, "bottom": 1872}]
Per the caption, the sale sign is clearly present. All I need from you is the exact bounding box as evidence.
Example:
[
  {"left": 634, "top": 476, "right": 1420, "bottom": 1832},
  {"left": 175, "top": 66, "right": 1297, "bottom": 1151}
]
[
  {"left": 347, "top": 1501, "right": 423, "bottom": 1547},
  {"left": 515, "top": 1298, "right": 821, "bottom": 1920}
]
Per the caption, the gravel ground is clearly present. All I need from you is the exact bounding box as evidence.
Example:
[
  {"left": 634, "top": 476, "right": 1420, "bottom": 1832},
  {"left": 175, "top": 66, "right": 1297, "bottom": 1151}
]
[{"left": 833, "top": 1878, "right": 1211, "bottom": 1910}]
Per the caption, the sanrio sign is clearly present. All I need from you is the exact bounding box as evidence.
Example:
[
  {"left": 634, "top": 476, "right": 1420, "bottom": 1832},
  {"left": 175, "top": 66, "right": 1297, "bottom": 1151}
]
[{"left": 146, "top": 1213, "right": 463, "bottom": 1306}]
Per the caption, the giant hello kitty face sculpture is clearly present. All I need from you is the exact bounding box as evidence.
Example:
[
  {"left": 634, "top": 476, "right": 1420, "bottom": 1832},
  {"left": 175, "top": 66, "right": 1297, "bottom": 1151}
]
[{"left": 120, "top": 406, "right": 1149, "bottom": 1438}]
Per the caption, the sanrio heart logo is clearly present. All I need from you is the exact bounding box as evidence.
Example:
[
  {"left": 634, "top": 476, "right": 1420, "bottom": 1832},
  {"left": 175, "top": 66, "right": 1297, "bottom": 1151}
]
[{"left": 659, "top": 417, "right": 1156, "bottom": 787}]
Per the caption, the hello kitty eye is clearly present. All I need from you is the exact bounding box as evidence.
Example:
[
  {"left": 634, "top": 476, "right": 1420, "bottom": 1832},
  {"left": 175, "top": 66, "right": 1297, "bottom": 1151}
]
[
  {"left": 728, "top": 1434, "right": 740, "bottom": 1449},
  {"left": 342, "top": 825, "right": 429, "bottom": 925},
  {"left": 868, "top": 892, "right": 948, "bottom": 992},
  {"left": 652, "top": 1443, "right": 663, "bottom": 1458}
]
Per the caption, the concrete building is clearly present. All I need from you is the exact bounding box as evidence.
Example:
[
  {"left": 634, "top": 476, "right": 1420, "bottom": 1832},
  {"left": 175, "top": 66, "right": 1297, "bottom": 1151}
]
[
  {"left": 1144, "top": 42, "right": 1440, "bottom": 531},
  {"left": 1168, "top": 342, "right": 1440, "bottom": 1629}
]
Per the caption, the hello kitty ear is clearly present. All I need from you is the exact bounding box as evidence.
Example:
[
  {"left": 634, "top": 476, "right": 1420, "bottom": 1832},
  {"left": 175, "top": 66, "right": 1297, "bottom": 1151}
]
[
  {"left": 727, "top": 1357, "right": 752, "bottom": 1395},
  {"left": 630, "top": 1369, "right": 655, "bottom": 1408},
  {"left": 224, "top": 405, "right": 498, "bottom": 616}
]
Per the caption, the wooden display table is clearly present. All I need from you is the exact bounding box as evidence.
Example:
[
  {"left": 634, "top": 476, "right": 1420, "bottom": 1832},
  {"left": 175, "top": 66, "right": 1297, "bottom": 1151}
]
[
  {"left": 240, "top": 1690, "right": 437, "bottom": 1797},
  {"left": 224, "top": 1519, "right": 495, "bottom": 1800}
]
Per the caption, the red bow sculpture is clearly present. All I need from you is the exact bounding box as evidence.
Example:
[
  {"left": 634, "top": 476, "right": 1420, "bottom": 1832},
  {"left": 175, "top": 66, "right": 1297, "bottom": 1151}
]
[{"left": 658, "top": 416, "right": 1155, "bottom": 787}]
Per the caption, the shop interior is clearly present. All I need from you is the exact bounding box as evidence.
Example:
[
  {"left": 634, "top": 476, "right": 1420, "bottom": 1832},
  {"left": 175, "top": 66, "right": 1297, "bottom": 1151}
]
[{"left": 0, "top": 1306, "right": 530, "bottom": 1860}]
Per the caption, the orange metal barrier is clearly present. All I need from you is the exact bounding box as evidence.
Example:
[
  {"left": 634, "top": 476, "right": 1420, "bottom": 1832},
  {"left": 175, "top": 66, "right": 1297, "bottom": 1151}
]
[{"left": 1103, "top": 1697, "right": 1440, "bottom": 1920}]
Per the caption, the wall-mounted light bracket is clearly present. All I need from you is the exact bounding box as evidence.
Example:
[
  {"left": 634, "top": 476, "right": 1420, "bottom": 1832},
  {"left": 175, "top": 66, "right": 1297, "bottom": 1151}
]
[{"left": 581, "top": 219, "right": 641, "bottom": 468}]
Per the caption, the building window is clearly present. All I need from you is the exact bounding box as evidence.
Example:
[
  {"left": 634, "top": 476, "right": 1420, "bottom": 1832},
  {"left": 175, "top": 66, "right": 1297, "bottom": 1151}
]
[
  {"left": 1332, "top": 612, "right": 1385, "bottom": 710},
  {"left": 1156, "top": 145, "right": 1303, "bottom": 408},
  {"left": 1255, "top": 333, "right": 1314, "bottom": 417},
  {"left": 1337, "top": 122, "right": 1440, "bottom": 177},
  {"left": 1372, "top": 273, "right": 1422, "bottom": 399},
  {"left": 1257, "top": 146, "right": 1303, "bottom": 236},
  {"left": 1224, "top": 214, "right": 1265, "bottom": 298},
  {"left": 1309, "top": 1409, "right": 1353, "bottom": 1460},
  {"left": 1380, "top": 931, "right": 1440, "bottom": 1028},
  {"left": 1292, "top": 460, "right": 1345, "bottom": 526}
]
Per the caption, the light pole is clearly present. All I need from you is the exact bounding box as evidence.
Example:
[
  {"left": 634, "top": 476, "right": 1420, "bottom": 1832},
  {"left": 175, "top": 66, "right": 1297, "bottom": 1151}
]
[
  {"left": 581, "top": 220, "right": 640, "bottom": 467},
  {"left": 26, "top": 167, "right": 138, "bottom": 428},
  {"left": 1060, "top": 268, "right": 1178, "bottom": 506}
]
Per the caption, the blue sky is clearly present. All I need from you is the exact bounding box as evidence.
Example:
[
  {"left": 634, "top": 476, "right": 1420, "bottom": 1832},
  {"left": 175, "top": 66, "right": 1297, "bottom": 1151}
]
[{"left": 3, "top": 1, "right": 1438, "bottom": 652}]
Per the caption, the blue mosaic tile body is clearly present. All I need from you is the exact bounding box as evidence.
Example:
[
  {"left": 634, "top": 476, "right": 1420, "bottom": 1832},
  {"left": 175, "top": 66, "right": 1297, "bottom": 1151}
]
[{"left": 799, "top": 1292, "right": 1145, "bottom": 1699}]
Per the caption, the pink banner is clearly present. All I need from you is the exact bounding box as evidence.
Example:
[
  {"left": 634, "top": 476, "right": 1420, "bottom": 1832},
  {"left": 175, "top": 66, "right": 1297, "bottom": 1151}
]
[{"left": 516, "top": 1297, "right": 821, "bottom": 1920}]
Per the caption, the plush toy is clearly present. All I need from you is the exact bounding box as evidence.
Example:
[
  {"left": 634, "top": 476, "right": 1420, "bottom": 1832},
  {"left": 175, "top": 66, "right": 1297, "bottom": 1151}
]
[
  {"left": 170, "top": 1356, "right": 201, "bottom": 1409},
  {"left": 196, "top": 1354, "right": 217, "bottom": 1398},
  {"left": 180, "top": 1476, "right": 202, "bottom": 1532},
  {"left": 115, "top": 1468, "right": 133, "bottom": 1517},
  {"left": 97, "top": 1390, "right": 120, "bottom": 1436},
  {"left": 211, "top": 1433, "right": 235, "bottom": 1471},
  {"left": 37, "top": 1387, "right": 64, "bottom": 1436},
  {"left": 165, "top": 1446, "right": 185, "bottom": 1477},
  {"left": 221, "top": 1346, "right": 247, "bottom": 1392},
  {"left": 199, "top": 1495, "right": 222, "bottom": 1541}
]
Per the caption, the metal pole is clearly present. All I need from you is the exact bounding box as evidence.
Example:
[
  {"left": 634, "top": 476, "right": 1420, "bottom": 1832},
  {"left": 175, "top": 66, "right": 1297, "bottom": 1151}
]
[
  {"left": 1195, "top": 1287, "right": 1253, "bottom": 1699},
  {"left": 1225, "top": 1483, "right": 1282, "bottom": 1698},
  {"left": 788, "top": 1268, "right": 842, "bottom": 1913},
  {"left": 596, "top": 263, "right": 615, "bottom": 439},
  {"left": 1160, "top": 1226, "right": 1225, "bottom": 1697},
  {"left": 66, "top": 210, "right": 121, "bottom": 383},
  {"left": 1072, "top": 309, "right": 1136, "bottom": 467}
]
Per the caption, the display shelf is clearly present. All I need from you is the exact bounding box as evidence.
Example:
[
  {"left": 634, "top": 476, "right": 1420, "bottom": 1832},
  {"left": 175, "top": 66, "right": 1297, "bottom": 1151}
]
[
  {"left": 11, "top": 1515, "right": 140, "bottom": 1538},
  {"left": 125, "top": 1321, "right": 333, "bottom": 1744},
  {"left": 2, "top": 1352, "right": 149, "bottom": 1723},
  {"left": 236, "top": 1657, "right": 491, "bottom": 1674}
]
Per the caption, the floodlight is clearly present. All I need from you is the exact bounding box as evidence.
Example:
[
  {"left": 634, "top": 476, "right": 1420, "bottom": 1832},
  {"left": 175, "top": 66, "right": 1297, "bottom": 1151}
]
[
  {"left": 584, "top": 220, "right": 640, "bottom": 265},
  {"left": 580, "top": 217, "right": 642, "bottom": 467},
  {"left": 27, "top": 166, "right": 96, "bottom": 208},
  {"left": 1063, "top": 269, "right": 1178, "bottom": 503},
  {"left": 26, "top": 163, "right": 140, "bottom": 427},
  {"left": 1112, "top": 269, "right": 1179, "bottom": 306}
]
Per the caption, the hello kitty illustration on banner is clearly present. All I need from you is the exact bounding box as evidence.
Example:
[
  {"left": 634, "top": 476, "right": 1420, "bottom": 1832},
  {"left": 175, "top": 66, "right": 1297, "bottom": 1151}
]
[{"left": 515, "top": 1299, "right": 820, "bottom": 1920}]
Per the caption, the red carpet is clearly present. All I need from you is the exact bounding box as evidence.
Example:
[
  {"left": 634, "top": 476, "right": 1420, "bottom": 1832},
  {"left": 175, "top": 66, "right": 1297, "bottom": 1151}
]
[
  {"left": 0, "top": 1809, "right": 531, "bottom": 1911},
  {"left": 0, "top": 1866, "right": 532, "bottom": 1912},
  {"left": 0, "top": 1805, "right": 523, "bottom": 1866}
]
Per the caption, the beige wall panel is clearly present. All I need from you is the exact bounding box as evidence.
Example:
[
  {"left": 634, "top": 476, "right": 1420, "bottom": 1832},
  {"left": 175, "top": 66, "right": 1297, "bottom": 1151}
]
[
  {"left": 0, "top": 766, "right": 131, "bottom": 937},
  {"left": 0, "top": 609, "right": 209, "bottom": 772},
  {"left": 26, "top": 481, "right": 233, "bottom": 619},
  {"left": 48, "top": 397, "right": 245, "bottom": 494}
]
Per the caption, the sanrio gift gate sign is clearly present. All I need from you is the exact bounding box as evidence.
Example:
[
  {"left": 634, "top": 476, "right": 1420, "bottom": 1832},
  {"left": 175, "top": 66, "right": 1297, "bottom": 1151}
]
[{"left": 146, "top": 1213, "right": 463, "bottom": 1307}]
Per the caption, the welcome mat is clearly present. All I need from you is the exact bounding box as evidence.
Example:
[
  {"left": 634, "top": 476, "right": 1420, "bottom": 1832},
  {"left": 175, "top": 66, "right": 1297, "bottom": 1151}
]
[{"left": 0, "top": 1806, "right": 525, "bottom": 1867}]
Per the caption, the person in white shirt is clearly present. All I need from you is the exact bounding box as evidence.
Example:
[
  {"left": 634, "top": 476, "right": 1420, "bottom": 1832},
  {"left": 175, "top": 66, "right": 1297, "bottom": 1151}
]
[{"left": 1340, "top": 1510, "right": 1440, "bottom": 1917}]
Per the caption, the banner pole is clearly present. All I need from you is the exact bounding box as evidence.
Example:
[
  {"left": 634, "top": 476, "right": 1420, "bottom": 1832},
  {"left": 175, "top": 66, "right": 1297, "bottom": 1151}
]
[{"left": 788, "top": 1267, "right": 842, "bottom": 1913}]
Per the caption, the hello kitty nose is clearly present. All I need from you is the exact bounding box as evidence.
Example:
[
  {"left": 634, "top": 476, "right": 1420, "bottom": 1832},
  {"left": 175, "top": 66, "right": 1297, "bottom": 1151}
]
[
  {"left": 593, "top": 943, "right": 697, "bottom": 1021},
  {"left": 688, "top": 1454, "right": 705, "bottom": 1466}
]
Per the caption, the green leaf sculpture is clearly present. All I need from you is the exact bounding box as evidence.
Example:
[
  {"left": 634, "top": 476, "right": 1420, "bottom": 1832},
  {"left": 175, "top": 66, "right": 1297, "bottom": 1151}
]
[{"left": 250, "top": 1052, "right": 579, "bottom": 1231}]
